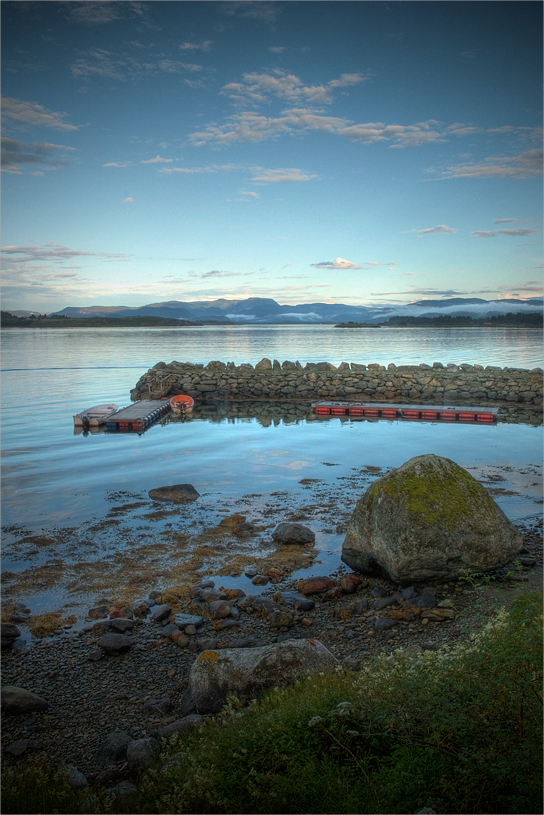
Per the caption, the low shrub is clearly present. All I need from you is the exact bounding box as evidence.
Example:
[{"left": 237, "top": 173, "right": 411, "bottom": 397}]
[{"left": 2, "top": 591, "right": 542, "bottom": 814}]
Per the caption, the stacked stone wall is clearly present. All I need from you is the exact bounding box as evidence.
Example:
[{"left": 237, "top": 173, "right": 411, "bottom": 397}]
[{"left": 131, "top": 358, "right": 543, "bottom": 407}]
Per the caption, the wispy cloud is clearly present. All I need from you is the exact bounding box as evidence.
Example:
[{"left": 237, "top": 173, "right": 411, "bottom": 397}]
[
  {"left": 441, "top": 148, "right": 543, "bottom": 179},
  {"left": 250, "top": 167, "right": 317, "bottom": 183},
  {"left": 220, "top": 69, "right": 369, "bottom": 107},
  {"left": 2, "top": 97, "right": 79, "bottom": 130},
  {"left": 1, "top": 137, "right": 75, "bottom": 173},
  {"left": 310, "top": 257, "right": 393, "bottom": 270},
  {"left": 70, "top": 50, "right": 202, "bottom": 82},
  {"left": 221, "top": 2, "right": 281, "bottom": 25},
  {"left": 1, "top": 242, "right": 129, "bottom": 264},
  {"left": 471, "top": 231, "right": 496, "bottom": 238},
  {"left": 496, "top": 228, "right": 539, "bottom": 237},
  {"left": 417, "top": 225, "right": 457, "bottom": 235},
  {"left": 159, "top": 163, "right": 241, "bottom": 175},
  {"left": 66, "top": 1, "right": 144, "bottom": 25},
  {"left": 123, "top": 197, "right": 134, "bottom": 203},
  {"left": 141, "top": 155, "right": 173, "bottom": 164},
  {"left": 178, "top": 41, "right": 213, "bottom": 52}
]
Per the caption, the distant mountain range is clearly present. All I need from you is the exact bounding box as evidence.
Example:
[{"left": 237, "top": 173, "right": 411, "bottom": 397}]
[
  {"left": 48, "top": 296, "right": 543, "bottom": 324},
  {"left": 7, "top": 296, "right": 543, "bottom": 324}
]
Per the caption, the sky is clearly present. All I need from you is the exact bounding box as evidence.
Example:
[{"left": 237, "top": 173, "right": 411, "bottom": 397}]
[{"left": 1, "top": 0, "right": 543, "bottom": 314}]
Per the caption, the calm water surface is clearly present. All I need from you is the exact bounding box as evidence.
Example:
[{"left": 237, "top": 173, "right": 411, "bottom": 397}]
[{"left": 1, "top": 325, "right": 542, "bottom": 618}]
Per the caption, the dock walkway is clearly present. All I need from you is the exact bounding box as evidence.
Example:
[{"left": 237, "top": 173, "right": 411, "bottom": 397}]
[
  {"left": 312, "top": 401, "right": 498, "bottom": 423},
  {"left": 106, "top": 400, "right": 170, "bottom": 431}
]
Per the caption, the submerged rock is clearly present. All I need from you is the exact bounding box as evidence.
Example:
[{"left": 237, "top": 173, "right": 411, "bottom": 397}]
[
  {"left": 148, "top": 484, "right": 200, "bottom": 503},
  {"left": 341, "top": 454, "right": 523, "bottom": 583},
  {"left": 272, "top": 522, "right": 315, "bottom": 545}
]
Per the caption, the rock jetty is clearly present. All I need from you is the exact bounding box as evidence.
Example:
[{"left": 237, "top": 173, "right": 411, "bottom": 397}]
[{"left": 131, "top": 359, "right": 543, "bottom": 406}]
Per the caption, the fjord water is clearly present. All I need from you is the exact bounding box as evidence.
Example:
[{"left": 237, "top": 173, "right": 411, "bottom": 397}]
[{"left": 1, "top": 324, "right": 542, "bottom": 533}]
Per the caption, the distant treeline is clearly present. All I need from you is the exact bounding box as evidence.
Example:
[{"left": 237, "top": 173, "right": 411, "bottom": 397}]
[
  {"left": 0, "top": 312, "right": 203, "bottom": 328},
  {"left": 382, "top": 312, "right": 543, "bottom": 327},
  {"left": 1, "top": 310, "right": 542, "bottom": 328}
]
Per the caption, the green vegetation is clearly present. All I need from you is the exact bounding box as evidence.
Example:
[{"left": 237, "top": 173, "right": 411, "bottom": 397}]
[
  {"left": 371, "top": 460, "right": 496, "bottom": 529},
  {"left": 2, "top": 591, "right": 542, "bottom": 814},
  {"left": 382, "top": 312, "right": 543, "bottom": 328},
  {"left": 0, "top": 311, "right": 202, "bottom": 328}
]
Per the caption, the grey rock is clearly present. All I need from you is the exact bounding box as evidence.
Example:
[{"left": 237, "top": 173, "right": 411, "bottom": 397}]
[
  {"left": 208, "top": 600, "right": 232, "bottom": 619},
  {"left": 148, "top": 483, "right": 200, "bottom": 503},
  {"left": 151, "top": 714, "right": 203, "bottom": 740},
  {"left": 5, "top": 738, "right": 34, "bottom": 756},
  {"left": 144, "top": 697, "right": 174, "bottom": 714},
  {"left": 151, "top": 604, "right": 172, "bottom": 622},
  {"left": 174, "top": 612, "right": 204, "bottom": 627},
  {"left": 342, "top": 454, "right": 524, "bottom": 583},
  {"left": 182, "top": 638, "right": 339, "bottom": 714},
  {"left": 109, "top": 617, "right": 134, "bottom": 632},
  {"left": 374, "top": 618, "right": 399, "bottom": 630},
  {"left": 126, "top": 737, "right": 160, "bottom": 773},
  {"left": 278, "top": 591, "right": 315, "bottom": 611},
  {"left": 95, "top": 730, "right": 133, "bottom": 763},
  {"left": 98, "top": 633, "right": 133, "bottom": 654},
  {"left": 1, "top": 686, "right": 49, "bottom": 714},
  {"left": 1, "top": 623, "right": 21, "bottom": 649},
  {"left": 65, "top": 766, "right": 88, "bottom": 789},
  {"left": 413, "top": 593, "right": 437, "bottom": 609},
  {"left": 272, "top": 522, "right": 315, "bottom": 545},
  {"left": 109, "top": 780, "right": 139, "bottom": 801}
]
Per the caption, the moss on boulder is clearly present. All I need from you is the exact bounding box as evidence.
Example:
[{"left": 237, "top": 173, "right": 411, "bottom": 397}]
[{"left": 341, "top": 454, "right": 523, "bottom": 583}]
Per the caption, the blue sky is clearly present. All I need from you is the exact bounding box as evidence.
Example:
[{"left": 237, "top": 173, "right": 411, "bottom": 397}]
[{"left": 1, "top": 0, "right": 542, "bottom": 313}]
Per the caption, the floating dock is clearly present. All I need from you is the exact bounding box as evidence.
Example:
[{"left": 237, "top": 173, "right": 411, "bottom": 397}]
[
  {"left": 312, "top": 401, "right": 498, "bottom": 423},
  {"left": 106, "top": 400, "right": 171, "bottom": 431}
]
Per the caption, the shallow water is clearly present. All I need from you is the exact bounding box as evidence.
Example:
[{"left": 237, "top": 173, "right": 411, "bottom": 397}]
[{"left": 1, "top": 325, "right": 542, "bottom": 621}]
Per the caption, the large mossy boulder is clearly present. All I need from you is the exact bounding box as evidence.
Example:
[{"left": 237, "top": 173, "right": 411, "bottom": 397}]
[{"left": 341, "top": 454, "right": 523, "bottom": 584}]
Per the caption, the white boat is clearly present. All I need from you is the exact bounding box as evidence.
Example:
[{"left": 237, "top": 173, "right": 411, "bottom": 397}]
[{"left": 73, "top": 403, "right": 119, "bottom": 428}]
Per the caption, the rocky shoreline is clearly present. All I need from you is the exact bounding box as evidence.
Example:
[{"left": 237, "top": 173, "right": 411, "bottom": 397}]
[{"left": 1, "top": 513, "right": 541, "bottom": 797}]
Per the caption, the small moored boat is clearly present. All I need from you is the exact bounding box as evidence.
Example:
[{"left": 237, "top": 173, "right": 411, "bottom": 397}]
[
  {"left": 73, "top": 403, "right": 119, "bottom": 428},
  {"left": 169, "top": 394, "right": 194, "bottom": 414}
]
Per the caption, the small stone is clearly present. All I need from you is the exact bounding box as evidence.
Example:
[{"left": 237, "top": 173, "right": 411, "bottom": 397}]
[
  {"left": 339, "top": 574, "right": 362, "bottom": 593},
  {"left": 174, "top": 612, "right": 204, "bottom": 627},
  {"left": 6, "top": 739, "right": 33, "bottom": 757},
  {"left": 219, "top": 513, "right": 246, "bottom": 528},
  {"left": 172, "top": 631, "right": 189, "bottom": 647},
  {"left": 65, "top": 766, "right": 88, "bottom": 789},
  {"left": 151, "top": 604, "right": 172, "bottom": 622},
  {"left": 298, "top": 576, "right": 336, "bottom": 595},
  {"left": 374, "top": 618, "right": 398, "bottom": 631},
  {"left": 98, "top": 633, "right": 133, "bottom": 654},
  {"left": 110, "top": 618, "right": 134, "bottom": 632},
  {"left": 209, "top": 600, "right": 232, "bottom": 619},
  {"left": 251, "top": 575, "right": 269, "bottom": 586},
  {"left": 88, "top": 606, "right": 109, "bottom": 619}
]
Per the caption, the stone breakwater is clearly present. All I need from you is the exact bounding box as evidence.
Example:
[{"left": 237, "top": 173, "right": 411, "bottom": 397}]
[{"left": 131, "top": 358, "right": 543, "bottom": 407}]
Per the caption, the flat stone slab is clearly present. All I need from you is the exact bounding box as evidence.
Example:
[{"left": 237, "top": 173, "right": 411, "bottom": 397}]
[
  {"left": 174, "top": 613, "right": 204, "bottom": 627},
  {"left": 1, "top": 685, "right": 49, "bottom": 714}
]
